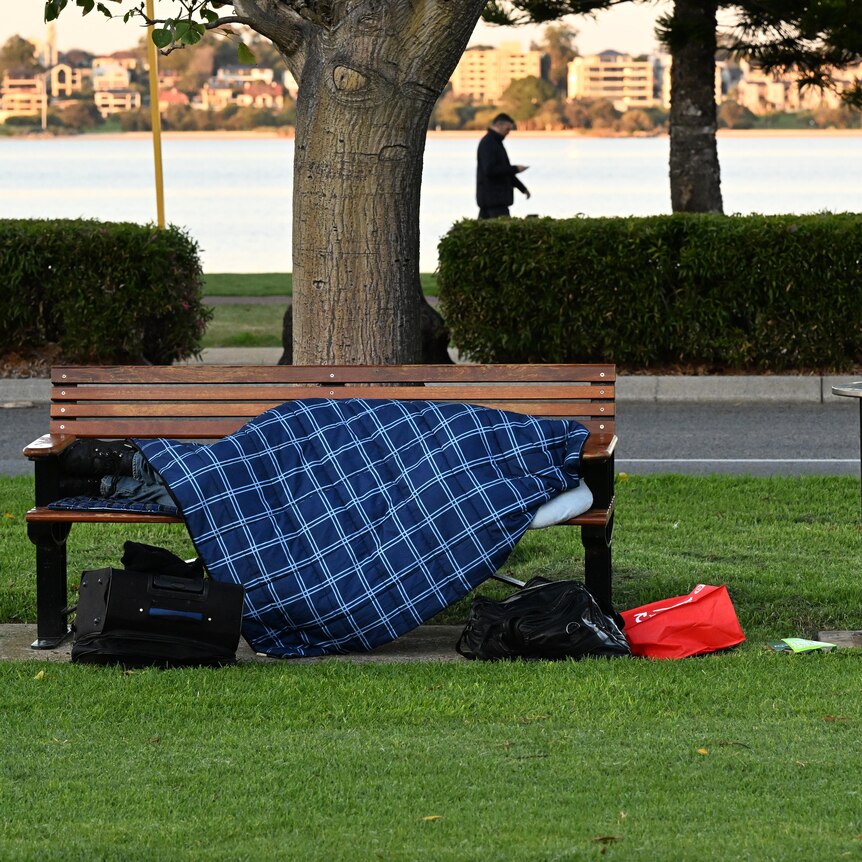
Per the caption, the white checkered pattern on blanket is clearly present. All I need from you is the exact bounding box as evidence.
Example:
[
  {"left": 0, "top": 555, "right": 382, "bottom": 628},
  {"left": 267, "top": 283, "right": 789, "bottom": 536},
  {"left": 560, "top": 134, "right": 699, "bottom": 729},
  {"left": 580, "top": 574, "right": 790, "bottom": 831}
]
[{"left": 137, "top": 398, "right": 588, "bottom": 657}]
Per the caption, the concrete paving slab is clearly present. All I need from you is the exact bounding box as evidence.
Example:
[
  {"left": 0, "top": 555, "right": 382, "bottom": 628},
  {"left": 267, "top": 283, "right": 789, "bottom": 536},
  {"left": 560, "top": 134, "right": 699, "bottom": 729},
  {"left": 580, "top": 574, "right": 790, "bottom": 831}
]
[
  {"left": 653, "top": 374, "right": 823, "bottom": 403},
  {"left": 1, "top": 379, "right": 51, "bottom": 403},
  {"left": 615, "top": 376, "right": 658, "bottom": 402},
  {"left": 0, "top": 624, "right": 466, "bottom": 664},
  {"left": 819, "top": 630, "right": 862, "bottom": 649}
]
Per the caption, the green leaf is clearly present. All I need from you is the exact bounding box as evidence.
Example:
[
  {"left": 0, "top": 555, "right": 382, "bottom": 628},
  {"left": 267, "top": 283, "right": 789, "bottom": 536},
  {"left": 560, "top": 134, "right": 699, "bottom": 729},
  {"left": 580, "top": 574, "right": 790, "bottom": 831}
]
[
  {"left": 95, "top": 2, "right": 112, "bottom": 16},
  {"left": 151, "top": 28, "right": 173, "bottom": 49},
  {"left": 201, "top": 7, "right": 219, "bottom": 23},
  {"left": 175, "top": 21, "right": 203, "bottom": 45},
  {"left": 44, "top": 0, "right": 63, "bottom": 22},
  {"left": 237, "top": 42, "right": 256, "bottom": 64},
  {"left": 75, "top": 0, "right": 95, "bottom": 14}
]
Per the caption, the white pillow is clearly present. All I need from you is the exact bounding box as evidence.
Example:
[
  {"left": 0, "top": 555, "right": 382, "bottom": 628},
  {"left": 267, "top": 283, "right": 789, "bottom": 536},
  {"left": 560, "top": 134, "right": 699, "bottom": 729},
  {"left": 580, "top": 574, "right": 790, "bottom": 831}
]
[{"left": 529, "top": 481, "right": 593, "bottom": 529}]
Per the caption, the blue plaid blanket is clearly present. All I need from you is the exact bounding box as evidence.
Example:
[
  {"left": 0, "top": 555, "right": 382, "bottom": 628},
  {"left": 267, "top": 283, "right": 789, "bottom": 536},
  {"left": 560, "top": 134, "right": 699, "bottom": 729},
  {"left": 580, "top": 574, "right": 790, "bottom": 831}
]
[{"left": 136, "top": 398, "right": 588, "bottom": 658}]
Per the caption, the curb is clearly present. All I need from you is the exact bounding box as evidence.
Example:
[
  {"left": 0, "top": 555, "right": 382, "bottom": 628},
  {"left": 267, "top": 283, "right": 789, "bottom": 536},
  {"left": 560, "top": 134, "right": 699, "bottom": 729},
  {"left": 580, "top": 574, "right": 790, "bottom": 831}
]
[
  {"left": 3, "top": 361, "right": 859, "bottom": 405},
  {"left": 617, "top": 374, "right": 858, "bottom": 404}
]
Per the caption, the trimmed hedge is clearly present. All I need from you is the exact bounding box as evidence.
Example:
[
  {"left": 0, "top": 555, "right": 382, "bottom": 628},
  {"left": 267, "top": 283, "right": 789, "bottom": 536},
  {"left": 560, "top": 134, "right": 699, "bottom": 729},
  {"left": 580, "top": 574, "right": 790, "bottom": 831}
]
[
  {"left": 0, "top": 219, "right": 210, "bottom": 365},
  {"left": 437, "top": 213, "right": 862, "bottom": 371}
]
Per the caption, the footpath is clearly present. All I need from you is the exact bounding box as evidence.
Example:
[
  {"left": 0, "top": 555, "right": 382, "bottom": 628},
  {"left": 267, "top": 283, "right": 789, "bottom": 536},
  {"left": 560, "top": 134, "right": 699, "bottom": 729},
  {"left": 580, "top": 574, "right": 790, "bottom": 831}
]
[{"left": 1, "top": 349, "right": 855, "bottom": 405}]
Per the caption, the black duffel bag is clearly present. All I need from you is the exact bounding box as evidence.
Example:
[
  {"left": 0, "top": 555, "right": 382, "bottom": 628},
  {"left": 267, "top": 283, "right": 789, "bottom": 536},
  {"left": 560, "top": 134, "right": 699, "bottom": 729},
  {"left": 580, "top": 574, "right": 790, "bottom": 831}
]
[
  {"left": 456, "top": 578, "right": 630, "bottom": 661},
  {"left": 71, "top": 543, "right": 245, "bottom": 668}
]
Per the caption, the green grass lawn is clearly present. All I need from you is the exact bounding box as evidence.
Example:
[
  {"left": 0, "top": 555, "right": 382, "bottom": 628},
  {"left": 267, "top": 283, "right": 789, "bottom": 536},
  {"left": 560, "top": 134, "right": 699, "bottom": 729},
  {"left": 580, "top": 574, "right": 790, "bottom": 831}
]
[
  {"left": 2, "top": 474, "right": 861, "bottom": 860},
  {"left": 203, "top": 273, "right": 439, "bottom": 297},
  {"left": 200, "top": 304, "right": 284, "bottom": 348},
  {"left": 200, "top": 273, "right": 440, "bottom": 347},
  {"left": 203, "top": 272, "right": 293, "bottom": 296}
]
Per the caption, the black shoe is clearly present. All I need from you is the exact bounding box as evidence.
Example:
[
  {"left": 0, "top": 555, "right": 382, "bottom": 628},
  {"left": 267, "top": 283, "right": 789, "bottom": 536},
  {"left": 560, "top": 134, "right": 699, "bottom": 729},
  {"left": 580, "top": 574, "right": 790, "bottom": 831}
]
[
  {"left": 60, "top": 439, "right": 135, "bottom": 478},
  {"left": 58, "top": 477, "right": 104, "bottom": 497}
]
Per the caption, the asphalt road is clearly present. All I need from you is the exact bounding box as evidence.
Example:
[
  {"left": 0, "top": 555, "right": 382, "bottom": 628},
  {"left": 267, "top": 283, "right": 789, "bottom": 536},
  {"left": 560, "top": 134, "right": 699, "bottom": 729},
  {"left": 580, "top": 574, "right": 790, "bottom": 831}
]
[{"left": 3, "top": 400, "right": 860, "bottom": 478}]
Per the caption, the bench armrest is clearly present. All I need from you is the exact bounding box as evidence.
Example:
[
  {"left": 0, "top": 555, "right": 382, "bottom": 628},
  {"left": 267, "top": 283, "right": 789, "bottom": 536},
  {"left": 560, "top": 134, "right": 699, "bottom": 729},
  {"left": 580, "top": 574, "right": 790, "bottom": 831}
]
[
  {"left": 23, "top": 434, "right": 76, "bottom": 459},
  {"left": 581, "top": 432, "right": 617, "bottom": 462}
]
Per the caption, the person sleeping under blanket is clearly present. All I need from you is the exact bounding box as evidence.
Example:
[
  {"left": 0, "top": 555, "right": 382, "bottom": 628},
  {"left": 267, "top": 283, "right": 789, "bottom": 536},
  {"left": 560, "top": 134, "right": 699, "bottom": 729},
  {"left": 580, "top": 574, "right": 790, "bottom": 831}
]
[
  {"left": 49, "top": 398, "right": 593, "bottom": 656},
  {"left": 56, "top": 438, "right": 594, "bottom": 529}
]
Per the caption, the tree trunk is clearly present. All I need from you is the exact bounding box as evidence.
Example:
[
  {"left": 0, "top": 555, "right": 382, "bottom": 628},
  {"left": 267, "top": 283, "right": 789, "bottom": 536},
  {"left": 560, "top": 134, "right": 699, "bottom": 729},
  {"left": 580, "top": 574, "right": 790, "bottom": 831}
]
[
  {"left": 228, "top": 0, "right": 484, "bottom": 365},
  {"left": 291, "top": 76, "right": 424, "bottom": 363},
  {"left": 284, "top": 6, "right": 480, "bottom": 365},
  {"left": 668, "top": 0, "right": 724, "bottom": 213}
]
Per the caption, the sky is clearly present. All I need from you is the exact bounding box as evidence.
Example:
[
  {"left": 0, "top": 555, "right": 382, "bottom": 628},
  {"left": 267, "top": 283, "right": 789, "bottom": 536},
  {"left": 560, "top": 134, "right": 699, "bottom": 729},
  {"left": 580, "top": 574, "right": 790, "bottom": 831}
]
[{"left": 3, "top": 2, "right": 674, "bottom": 58}]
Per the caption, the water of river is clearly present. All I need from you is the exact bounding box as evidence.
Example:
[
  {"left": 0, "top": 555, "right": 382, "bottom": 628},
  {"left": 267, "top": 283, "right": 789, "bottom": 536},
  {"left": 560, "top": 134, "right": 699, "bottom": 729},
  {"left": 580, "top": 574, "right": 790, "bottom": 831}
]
[{"left": 1, "top": 133, "right": 859, "bottom": 272}]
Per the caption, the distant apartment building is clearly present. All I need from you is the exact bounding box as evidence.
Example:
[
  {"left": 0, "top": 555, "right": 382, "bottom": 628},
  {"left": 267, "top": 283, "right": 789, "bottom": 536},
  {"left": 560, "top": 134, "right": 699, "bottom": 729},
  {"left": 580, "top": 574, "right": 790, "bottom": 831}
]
[
  {"left": 734, "top": 58, "right": 860, "bottom": 113},
  {"left": 196, "top": 75, "right": 284, "bottom": 111},
  {"left": 198, "top": 79, "right": 236, "bottom": 111},
  {"left": 0, "top": 71, "right": 46, "bottom": 120},
  {"left": 159, "top": 87, "right": 191, "bottom": 112},
  {"left": 567, "top": 50, "right": 658, "bottom": 111},
  {"left": 234, "top": 81, "right": 285, "bottom": 110},
  {"left": 94, "top": 89, "right": 141, "bottom": 117},
  {"left": 449, "top": 42, "right": 543, "bottom": 102},
  {"left": 92, "top": 63, "right": 131, "bottom": 92},
  {"left": 50, "top": 63, "right": 91, "bottom": 97},
  {"left": 158, "top": 70, "right": 181, "bottom": 90},
  {"left": 93, "top": 51, "right": 140, "bottom": 72},
  {"left": 216, "top": 65, "right": 275, "bottom": 86},
  {"left": 91, "top": 62, "right": 140, "bottom": 117}
]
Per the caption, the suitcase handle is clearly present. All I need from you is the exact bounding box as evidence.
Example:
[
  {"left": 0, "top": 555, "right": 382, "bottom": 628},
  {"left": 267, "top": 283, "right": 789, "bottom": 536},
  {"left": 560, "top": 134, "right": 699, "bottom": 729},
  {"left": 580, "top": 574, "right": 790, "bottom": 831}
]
[
  {"left": 148, "top": 606, "right": 204, "bottom": 622},
  {"left": 151, "top": 574, "right": 206, "bottom": 594}
]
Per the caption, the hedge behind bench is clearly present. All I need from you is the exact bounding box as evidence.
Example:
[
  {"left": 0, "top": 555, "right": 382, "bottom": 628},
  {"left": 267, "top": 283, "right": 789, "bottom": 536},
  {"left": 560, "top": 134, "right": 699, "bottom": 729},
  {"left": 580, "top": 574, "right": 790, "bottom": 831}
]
[
  {"left": 437, "top": 213, "right": 862, "bottom": 371},
  {"left": 0, "top": 218, "right": 210, "bottom": 365}
]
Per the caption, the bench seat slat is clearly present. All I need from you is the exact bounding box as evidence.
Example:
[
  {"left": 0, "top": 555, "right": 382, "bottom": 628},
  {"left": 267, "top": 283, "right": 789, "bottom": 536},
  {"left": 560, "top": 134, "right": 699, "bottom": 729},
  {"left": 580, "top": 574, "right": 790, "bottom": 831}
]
[
  {"left": 26, "top": 508, "right": 183, "bottom": 524},
  {"left": 28, "top": 430, "right": 616, "bottom": 460},
  {"left": 25, "top": 502, "right": 614, "bottom": 527}
]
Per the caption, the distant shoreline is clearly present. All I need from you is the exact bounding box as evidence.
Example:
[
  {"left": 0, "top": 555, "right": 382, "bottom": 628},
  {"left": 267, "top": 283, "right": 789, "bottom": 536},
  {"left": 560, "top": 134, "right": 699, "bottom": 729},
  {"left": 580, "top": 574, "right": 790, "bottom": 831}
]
[{"left": 7, "top": 127, "right": 862, "bottom": 143}]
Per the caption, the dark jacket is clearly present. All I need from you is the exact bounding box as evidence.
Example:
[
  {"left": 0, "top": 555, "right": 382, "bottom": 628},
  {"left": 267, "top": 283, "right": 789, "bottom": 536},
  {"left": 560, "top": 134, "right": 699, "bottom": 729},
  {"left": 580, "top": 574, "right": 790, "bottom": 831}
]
[{"left": 476, "top": 128, "right": 527, "bottom": 208}]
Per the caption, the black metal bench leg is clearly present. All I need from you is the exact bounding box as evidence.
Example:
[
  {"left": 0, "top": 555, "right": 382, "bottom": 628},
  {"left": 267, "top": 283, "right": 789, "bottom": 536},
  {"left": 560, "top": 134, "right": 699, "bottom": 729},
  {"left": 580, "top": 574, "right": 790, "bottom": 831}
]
[
  {"left": 582, "top": 513, "right": 614, "bottom": 613},
  {"left": 27, "top": 522, "right": 72, "bottom": 649}
]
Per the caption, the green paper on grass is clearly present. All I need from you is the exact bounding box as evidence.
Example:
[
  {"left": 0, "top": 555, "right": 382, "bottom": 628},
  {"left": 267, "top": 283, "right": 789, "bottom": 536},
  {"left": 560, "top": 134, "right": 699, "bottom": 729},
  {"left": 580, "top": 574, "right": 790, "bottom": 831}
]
[{"left": 768, "top": 638, "right": 837, "bottom": 653}]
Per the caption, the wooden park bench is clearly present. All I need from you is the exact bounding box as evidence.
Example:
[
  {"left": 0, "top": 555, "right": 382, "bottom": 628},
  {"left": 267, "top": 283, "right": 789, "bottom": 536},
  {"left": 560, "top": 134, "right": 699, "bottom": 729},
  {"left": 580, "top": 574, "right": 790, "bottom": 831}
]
[{"left": 23, "top": 364, "right": 618, "bottom": 649}]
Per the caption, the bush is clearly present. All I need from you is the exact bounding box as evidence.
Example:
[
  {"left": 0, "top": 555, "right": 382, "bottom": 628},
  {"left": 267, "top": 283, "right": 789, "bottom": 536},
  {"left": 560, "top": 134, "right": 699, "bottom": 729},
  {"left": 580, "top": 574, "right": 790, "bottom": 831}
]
[
  {"left": 437, "top": 213, "right": 862, "bottom": 371},
  {"left": 0, "top": 219, "right": 211, "bottom": 364}
]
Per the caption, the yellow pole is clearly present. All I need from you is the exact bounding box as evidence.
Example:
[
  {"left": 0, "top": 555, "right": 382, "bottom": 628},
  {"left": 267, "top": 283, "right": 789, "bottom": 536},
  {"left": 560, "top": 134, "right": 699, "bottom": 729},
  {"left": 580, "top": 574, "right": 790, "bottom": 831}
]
[{"left": 145, "top": 0, "right": 166, "bottom": 228}]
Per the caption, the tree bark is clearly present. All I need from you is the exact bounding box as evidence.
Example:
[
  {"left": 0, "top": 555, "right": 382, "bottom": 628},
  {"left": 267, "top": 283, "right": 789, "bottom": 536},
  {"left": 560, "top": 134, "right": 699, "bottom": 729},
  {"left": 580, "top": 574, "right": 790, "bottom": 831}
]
[
  {"left": 668, "top": 0, "right": 724, "bottom": 213},
  {"left": 266, "top": 0, "right": 484, "bottom": 365}
]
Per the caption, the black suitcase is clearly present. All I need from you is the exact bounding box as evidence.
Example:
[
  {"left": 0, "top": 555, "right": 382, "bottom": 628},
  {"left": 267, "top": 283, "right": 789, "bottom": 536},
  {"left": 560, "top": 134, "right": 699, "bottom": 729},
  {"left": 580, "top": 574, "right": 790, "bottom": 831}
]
[{"left": 71, "top": 567, "right": 245, "bottom": 668}]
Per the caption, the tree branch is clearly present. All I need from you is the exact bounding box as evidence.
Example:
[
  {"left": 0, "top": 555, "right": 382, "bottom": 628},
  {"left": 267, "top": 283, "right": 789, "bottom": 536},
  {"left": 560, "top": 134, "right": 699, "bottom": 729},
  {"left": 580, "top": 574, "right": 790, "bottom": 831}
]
[
  {"left": 482, "top": 0, "right": 629, "bottom": 27},
  {"left": 233, "top": 0, "right": 309, "bottom": 52}
]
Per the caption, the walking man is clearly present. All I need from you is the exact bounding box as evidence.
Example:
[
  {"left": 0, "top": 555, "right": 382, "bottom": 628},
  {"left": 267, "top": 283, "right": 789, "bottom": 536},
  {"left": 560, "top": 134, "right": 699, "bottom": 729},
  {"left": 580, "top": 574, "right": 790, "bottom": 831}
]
[{"left": 476, "top": 113, "right": 530, "bottom": 219}]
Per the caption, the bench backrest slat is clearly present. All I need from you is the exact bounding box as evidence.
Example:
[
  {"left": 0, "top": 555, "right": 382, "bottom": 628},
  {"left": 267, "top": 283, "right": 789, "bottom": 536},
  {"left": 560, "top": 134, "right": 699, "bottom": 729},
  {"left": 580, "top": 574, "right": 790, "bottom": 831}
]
[
  {"left": 53, "top": 365, "right": 614, "bottom": 385},
  {"left": 48, "top": 364, "right": 616, "bottom": 439},
  {"left": 52, "top": 383, "right": 613, "bottom": 402}
]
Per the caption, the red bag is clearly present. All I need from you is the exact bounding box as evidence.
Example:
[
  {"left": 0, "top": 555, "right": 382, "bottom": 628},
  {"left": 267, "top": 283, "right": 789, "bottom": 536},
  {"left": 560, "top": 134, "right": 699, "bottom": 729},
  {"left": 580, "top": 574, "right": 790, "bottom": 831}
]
[{"left": 620, "top": 584, "right": 745, "bottom": 659}]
